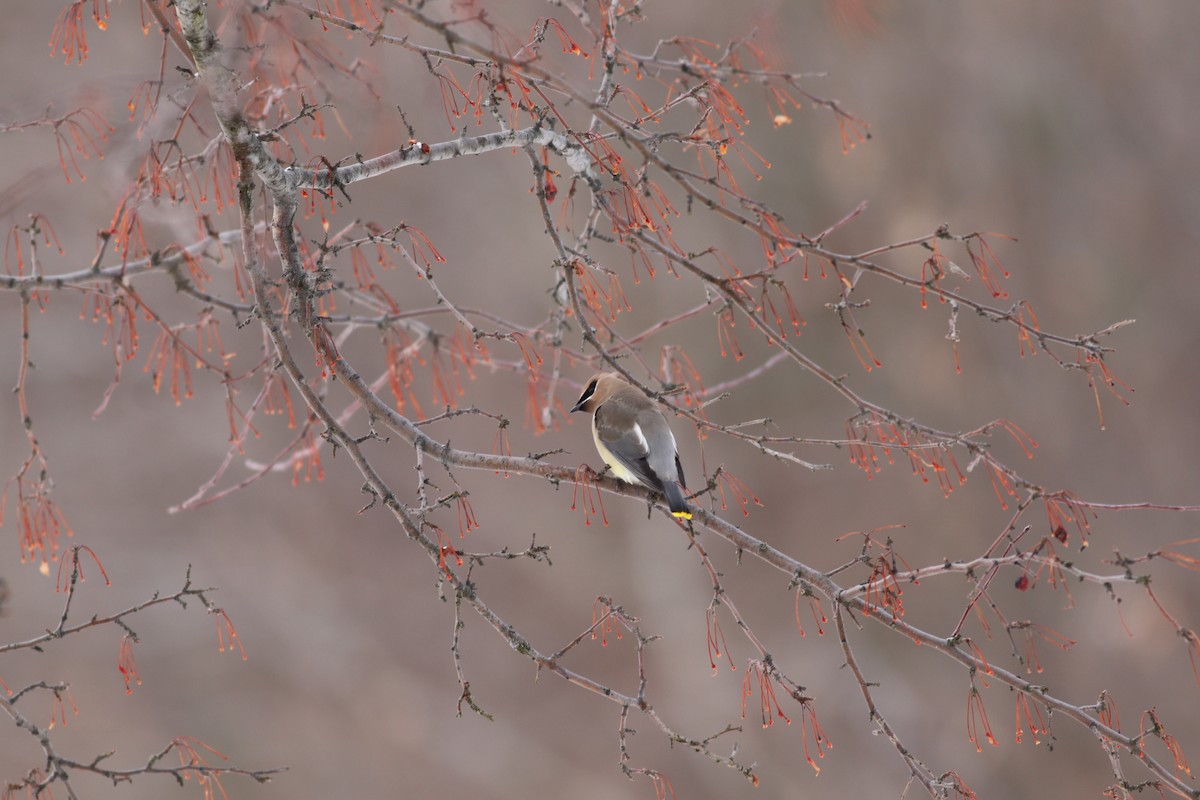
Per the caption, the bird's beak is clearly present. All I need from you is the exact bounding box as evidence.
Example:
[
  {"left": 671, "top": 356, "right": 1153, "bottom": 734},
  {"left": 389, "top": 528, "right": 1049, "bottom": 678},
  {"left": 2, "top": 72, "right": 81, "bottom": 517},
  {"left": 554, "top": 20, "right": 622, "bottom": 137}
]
[{"left": 569, "top": 400, "right": 584, "bottom": 413}]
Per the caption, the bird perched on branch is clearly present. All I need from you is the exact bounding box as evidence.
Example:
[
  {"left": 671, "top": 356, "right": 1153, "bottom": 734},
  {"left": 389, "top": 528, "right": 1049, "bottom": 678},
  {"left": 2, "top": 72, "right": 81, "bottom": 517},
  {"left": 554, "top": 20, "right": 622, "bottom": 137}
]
[{"left": 571, "top": 372, "right": 693, "bottom": 519}]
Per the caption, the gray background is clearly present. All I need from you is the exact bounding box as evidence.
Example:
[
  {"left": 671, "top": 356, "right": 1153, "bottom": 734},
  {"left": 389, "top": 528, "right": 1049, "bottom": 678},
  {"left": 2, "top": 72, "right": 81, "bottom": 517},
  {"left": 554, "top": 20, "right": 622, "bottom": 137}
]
[{"left": 2, "top": 1, "right": 1199, "bottom": 798}]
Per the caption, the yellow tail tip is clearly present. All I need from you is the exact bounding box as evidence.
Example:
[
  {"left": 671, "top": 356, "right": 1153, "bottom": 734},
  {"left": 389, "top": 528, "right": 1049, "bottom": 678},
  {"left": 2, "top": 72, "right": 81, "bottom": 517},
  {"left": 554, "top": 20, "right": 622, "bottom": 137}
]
[{"left": 671, "top": 510, "right": 693, "bottom": 520}]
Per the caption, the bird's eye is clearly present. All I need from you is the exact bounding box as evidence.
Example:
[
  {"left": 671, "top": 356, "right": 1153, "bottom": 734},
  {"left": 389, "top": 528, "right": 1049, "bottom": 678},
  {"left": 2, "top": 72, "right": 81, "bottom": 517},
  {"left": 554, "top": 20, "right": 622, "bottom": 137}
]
[{"left": 580, "top": 380, "right": 597, "bottom": 402}]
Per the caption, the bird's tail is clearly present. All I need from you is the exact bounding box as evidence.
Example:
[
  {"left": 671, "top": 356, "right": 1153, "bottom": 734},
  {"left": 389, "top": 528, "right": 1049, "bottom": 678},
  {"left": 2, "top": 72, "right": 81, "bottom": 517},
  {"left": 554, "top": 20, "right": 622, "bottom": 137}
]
[{"left": 663, "top": 482, "right": 692, "bottom": 519}]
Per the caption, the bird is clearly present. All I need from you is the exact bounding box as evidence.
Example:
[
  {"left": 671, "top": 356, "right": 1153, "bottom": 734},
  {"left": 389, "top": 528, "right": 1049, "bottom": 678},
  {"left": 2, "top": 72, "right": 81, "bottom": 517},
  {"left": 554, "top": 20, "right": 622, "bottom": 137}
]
[{"left": 571, "top": 372, "right": 692, "bottom": 519}]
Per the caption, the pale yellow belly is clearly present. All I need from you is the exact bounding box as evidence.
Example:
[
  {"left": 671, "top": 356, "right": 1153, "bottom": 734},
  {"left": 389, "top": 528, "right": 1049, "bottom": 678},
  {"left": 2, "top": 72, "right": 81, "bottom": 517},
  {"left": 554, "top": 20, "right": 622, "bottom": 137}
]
[{"left": 593, "top": 421, "right": 641, "bottom": 484}]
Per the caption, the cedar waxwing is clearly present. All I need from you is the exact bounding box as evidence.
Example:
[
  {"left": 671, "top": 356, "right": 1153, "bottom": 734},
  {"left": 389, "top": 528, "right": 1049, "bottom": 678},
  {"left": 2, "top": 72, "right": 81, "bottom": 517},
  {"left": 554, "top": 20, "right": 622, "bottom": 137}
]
[{"left": 571, "top": 372, "right": 692, "bottom": 519}]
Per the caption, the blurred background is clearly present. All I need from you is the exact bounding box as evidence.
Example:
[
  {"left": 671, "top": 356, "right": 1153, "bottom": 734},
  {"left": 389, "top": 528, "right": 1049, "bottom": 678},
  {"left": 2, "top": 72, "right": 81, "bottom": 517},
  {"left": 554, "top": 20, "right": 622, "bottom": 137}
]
[{"left": 3, "top": 1, "right": 1200, "bottom": 798}]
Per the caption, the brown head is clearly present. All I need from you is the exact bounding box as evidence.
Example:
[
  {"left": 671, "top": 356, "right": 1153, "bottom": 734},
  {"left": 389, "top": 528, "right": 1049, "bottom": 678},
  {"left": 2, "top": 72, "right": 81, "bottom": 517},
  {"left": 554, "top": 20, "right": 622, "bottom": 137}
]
[{"left": 570, "top": 372, "right": 633, "bottom": 414}]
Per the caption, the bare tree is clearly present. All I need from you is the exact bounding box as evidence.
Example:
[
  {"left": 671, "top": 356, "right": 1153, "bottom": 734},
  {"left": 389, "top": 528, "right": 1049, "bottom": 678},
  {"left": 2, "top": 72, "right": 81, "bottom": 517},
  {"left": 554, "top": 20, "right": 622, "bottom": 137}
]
[{"left": 3, "top": 2, "right": 1199, "bottom": 799}]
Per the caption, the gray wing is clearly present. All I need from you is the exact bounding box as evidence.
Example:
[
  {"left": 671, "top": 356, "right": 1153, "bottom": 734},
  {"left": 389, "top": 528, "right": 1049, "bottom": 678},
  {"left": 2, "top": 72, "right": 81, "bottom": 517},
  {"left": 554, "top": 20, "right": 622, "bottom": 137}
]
[
  {"left": 594, "top": 405, "right": 665, "bottom": 491},
  {"left": 637, "top": 407, "right": 686, "bottom": 489}
]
